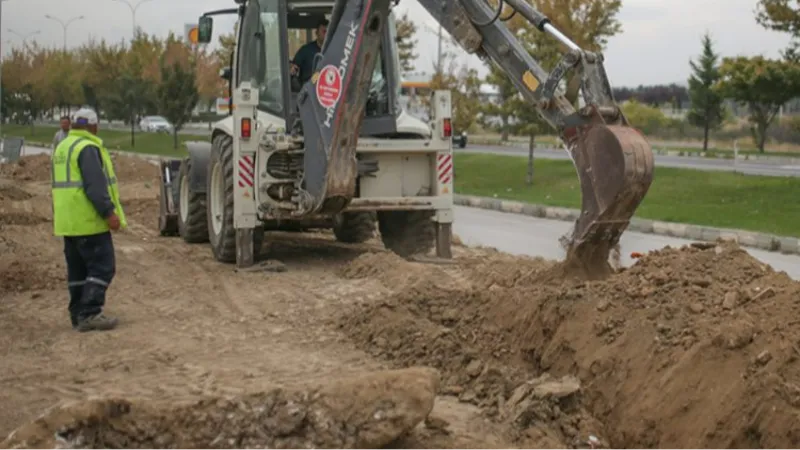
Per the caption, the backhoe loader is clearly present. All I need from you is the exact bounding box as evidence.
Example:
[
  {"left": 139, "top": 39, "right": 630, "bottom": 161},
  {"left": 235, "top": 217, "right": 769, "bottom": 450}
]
[{"left": 157, "top": 0, "right": 654, "bottom": 273}]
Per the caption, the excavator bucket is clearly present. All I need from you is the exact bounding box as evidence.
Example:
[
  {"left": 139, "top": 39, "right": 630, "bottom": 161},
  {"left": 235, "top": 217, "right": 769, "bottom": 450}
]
[{"left": 563, "top": 124, "right": 655, "bottom": 276}]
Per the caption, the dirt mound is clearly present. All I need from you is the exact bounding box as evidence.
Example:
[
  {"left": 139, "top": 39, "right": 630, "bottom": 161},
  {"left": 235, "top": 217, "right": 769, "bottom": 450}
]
[
  {"left": 111, "top": 154, "right": 159, "bottom": 183},
  {"left": 338, "top": 252, "right": 447, "bottom": 290},
  {"left": 3, "top": 367, "right": 439, "bottom": 449},
  {"left": 123, "top": 197, "right": 158, "bottom": 228},
  {"left": 0, "top": 185, "right": 48, "bottom": 226},
  {"left": 338, "top": 252, "right": 415, "bottom": 279},
  {"left": 0, "top": 185, "right": 34, "bottom": 201},
  {"left": 0, "top": 154, "right": 51, "bottom": 182},
  {"left": 0, "top": 212, "right": 48, "bottom": 226},
  {"left": 0, "top": 256, "right": 63, "bottom": 295},
  {"left": 341, "top": 242, "right": 800, "bottom": 448},
  {"left": 0, "top": 154, "right": 158, "bottom": 184}
]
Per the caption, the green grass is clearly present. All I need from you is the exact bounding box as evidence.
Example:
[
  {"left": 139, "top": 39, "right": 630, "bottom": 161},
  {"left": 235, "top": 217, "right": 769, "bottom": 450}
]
[
  {"left": 471, "top": 134, "right": 800, "bottom": 157},
  {"left": 454, "top": 153, "right": 800, "bottom": 237},
  {"left": 3, "top": 125, "right": 199, "bottom": 157}
]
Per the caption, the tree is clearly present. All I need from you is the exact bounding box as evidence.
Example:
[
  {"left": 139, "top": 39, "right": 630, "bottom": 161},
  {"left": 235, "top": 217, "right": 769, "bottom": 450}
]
[
  {"left": 686, "top": 32, "right": 725, "bottom": 151},
  {"left": 427, "top": 50, "right": 483, "bottom": 132},
  {"left": 81, "top": 39, "right": 129, "bottom": 122},
  {"left": 2, "top": 48, "right": 38, "bottom": 125},
  {"left": 482, "top": 64, "right": 518, "bottom": 141},
  {"left": 158, "top": 37, "right": 200, "bottom": 149},
  {"left": 195, "top": 47, "right": 226, "bottom": 111},
  {"left": 717, "top": 56, "right": 800, "bottom": 152},
  {"left": 395, "top": 13, "right": 418, "bottom": 73},
  {"left": 621, "top": 99, "right": 669, "bottom": 134},
  {"left": 757, "top": 0, "right": 800, "bottom": 33},
  {"left": 533, "top": 0, "right": 623, "bottom": 105},
  {"left": 214, "top": 33, "right": 236, "bottom": 68},
  {"left": 755, "top": 0, "right": 800, "bottom": 60},
  {"left": 3, "top": 44, "right": 50, "bottom": 128},
  {"left": 42, "top": 49, "right": 85, "bottom": 115}
]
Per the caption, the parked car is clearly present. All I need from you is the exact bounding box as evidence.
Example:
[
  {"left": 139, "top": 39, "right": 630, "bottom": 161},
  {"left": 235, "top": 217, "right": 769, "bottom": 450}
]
[
  {"left": 452, "top": 130, "right": 467, "bottom": 149},
  {"left": 139, "top": 116, "right": 173, "bottom": 133}
]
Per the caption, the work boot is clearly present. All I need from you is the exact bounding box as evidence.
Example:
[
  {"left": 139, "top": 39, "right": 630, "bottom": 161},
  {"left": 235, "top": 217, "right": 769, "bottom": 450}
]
[{"left": 76, "top": 313, "right": 118, "bottom": 332}]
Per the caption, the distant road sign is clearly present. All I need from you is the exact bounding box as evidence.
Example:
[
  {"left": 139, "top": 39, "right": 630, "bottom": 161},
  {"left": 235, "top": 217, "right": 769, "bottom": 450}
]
[
  {"left": 184, "top": 23, "right": 199, "bottom": 45},
  {"left": 1, "top": 136, "right": 24, "bottom": 163}
]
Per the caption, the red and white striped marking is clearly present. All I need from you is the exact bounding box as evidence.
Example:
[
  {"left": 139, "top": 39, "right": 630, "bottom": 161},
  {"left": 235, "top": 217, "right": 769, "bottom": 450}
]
[
  {"left": 437, "top": 153, "right": 452, "bottom": 184},
  {"left": 238, "top": 155, "right": 255, "bottom": 187}
]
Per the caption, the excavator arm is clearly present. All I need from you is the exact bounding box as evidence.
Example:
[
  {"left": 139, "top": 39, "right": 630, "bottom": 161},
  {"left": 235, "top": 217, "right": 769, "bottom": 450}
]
[{"left": 296, "top": 0, "right": 654, "bottom": 273}]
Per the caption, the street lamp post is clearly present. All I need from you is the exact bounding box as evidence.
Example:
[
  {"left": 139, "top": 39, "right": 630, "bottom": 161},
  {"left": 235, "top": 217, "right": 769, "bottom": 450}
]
[
  {"left": 111, "top": 0, "right": 153, "bottom": 39},
  {"left": 44, "top": 14, "right": 84, "bottom": 50},
  {"left": 8, "top": 28, "right": 40, "bottom": 49},
  {"left": 418, "top": 22, "right": 456, "bottom": 75}
]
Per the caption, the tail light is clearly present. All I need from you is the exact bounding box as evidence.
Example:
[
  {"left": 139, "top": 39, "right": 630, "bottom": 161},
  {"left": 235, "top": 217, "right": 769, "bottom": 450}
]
[
  {"left": 442, "top": 118, "right": 452, "bottom": 138},
  {"left": 241, "top": 118, "right": 251, "bottom": 138}
]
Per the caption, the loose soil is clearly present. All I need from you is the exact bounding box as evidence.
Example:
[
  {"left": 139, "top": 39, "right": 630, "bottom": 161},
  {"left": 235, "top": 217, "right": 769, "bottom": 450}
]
[
  {"left": 3, "top": 153, "right": 800, "bottom": 448},
  {"left": 340, "top": 242, "right": 800, "bottom": 448}
]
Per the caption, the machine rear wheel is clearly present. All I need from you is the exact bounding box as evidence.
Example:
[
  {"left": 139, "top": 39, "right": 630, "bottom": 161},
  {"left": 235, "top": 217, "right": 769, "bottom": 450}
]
[
  {"left": 333, "top": 212, "right": 376, "bottom": 244},
  {"left": 177, "top": 158, "right": 209, "bottom": 243},
  {"left": 207, "top": 134, "right": 264, "bottom": 263},
  {"left": 377, "top": 211, "right": 435, "bottom": 258}
]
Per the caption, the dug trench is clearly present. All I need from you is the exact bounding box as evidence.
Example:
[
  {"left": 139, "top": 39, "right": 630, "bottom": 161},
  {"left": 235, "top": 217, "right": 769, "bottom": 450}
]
[{"left": 338, "top": 243, "right": 800, "bottom": 448}]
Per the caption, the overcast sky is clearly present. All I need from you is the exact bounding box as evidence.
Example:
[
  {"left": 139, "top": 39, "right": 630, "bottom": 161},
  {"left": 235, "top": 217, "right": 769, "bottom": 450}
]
[{"left": 1, "top": 0, "right": 793, "bottom": 87}]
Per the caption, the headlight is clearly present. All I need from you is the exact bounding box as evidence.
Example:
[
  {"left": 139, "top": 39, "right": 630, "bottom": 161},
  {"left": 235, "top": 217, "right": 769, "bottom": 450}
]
[{"left": 462, "top": 131, "right": 467, "bottom": 137}]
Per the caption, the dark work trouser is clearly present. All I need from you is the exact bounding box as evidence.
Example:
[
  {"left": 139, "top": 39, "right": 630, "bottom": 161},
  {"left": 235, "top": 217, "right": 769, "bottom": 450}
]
[{"left": 63, "top": 231, "right": 116, "bottom": 325}]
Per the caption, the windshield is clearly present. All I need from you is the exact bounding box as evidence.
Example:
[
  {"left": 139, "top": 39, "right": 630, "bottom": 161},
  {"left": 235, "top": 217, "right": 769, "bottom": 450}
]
[
  {"left": 237, "top": 0, "right": 284, "bottom": 115},
  {"left": 259, "top": 0, "right": 283, "bottom": 114},
  {"left": 148, "top": 116, "right": 168, "bottom": 123},
  {"left": 386, "top": 12, "right": 402, "bottom": 116}
]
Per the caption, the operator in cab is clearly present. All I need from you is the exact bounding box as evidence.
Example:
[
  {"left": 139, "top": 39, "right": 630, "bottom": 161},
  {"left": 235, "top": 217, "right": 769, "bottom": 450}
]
[
  {"left": 290, "top": 17, "right": 328, "bottom": 84},
  {"left": 51, "top": 108, "right": 126, "bottom": 333}
]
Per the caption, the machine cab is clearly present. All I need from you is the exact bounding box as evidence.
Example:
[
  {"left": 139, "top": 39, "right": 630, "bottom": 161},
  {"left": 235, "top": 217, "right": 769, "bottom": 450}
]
[{"left": 199, "top": 0, "right": 403, "bottom": 137}]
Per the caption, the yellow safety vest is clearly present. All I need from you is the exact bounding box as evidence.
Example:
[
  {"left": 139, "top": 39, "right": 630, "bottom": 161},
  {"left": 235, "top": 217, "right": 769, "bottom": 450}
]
[{"left": 51, "top": 129, "right": 128, "bottom": 237}]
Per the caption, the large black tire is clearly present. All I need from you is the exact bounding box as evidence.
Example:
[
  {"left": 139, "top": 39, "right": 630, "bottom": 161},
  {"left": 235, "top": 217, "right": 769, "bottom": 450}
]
[
  {"left": 377, "top": 211, "right": 435, "bottom": 258},
  {"left": 333, "top": 212, "right": 376, "bottom": 243},
  {"left": 207, "top": 134, "right": 265, "bottom": 263},
  {"left": 177, "top": 157, "right": 209, "bottom": 243}
]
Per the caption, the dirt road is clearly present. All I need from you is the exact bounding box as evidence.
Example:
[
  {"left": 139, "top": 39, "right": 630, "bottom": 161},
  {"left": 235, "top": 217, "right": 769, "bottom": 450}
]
[{"left": 3, "top": 154, "right": 800, "bottom": 448}]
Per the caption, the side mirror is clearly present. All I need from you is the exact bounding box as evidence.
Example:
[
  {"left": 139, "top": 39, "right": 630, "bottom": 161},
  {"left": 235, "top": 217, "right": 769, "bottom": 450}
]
[
  {"left": 219, "top": 67, "right": 232, "bottom": 81},
  {"left": 198, "top": 16, "right": 213, "bottom": 44}
]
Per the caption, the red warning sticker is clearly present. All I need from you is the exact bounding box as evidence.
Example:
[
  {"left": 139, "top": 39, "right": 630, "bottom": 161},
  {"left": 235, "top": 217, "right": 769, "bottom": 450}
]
[{"left": 316, "top": 65, "right": 342, "bottom": 109}]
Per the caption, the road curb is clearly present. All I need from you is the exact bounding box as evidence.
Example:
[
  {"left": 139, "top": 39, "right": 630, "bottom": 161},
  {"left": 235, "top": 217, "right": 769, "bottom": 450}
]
[
  {"left": 468, "top": 138, "right": 800, "bottom": 164},
  {"left": 454, "top": 194, "right": 800, "bottom": 256}
]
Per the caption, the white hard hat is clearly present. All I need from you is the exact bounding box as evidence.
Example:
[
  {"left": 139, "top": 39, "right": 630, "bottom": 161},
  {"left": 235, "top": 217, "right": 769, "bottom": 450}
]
[{"left": 72, "top": 107, "right": 98, "bottom": 126}]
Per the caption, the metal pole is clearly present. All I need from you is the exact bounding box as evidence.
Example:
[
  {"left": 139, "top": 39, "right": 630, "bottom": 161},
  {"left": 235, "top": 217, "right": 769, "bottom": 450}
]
[
  {"left": 437, "top": 25, "right": 442, "bottom": 75},
  {"left": 0, "top": 0, "right": 6, "bottom": 137},
  {"left": 44, "top": 15, "right": 83, "bottom": 50},
  {"left": 112, "top": 0, "right": 153, "bottom": 40}
]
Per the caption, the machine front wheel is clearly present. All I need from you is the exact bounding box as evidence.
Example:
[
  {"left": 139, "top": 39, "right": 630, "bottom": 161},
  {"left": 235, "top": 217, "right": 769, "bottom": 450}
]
[
  {"left": 177, "top": 157, "right": 209, "bottom": 243},
  {"left": 207, "top": 134, "right": 264, "bottom": 263}
]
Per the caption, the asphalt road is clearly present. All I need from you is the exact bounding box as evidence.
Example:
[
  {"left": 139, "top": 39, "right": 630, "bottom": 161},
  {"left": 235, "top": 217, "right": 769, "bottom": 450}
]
[
  {"left": 452, "top": 205, "right": 800, "bottom": 280},
  {"left": 458, "top": 144, "right": 800, "bottom": 177}
]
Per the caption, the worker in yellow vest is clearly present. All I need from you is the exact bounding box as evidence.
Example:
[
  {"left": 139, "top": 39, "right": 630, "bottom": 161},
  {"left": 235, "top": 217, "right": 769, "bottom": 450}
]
[{"left": 51, "top": 108, "right": 126, "bottom": 332}]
